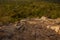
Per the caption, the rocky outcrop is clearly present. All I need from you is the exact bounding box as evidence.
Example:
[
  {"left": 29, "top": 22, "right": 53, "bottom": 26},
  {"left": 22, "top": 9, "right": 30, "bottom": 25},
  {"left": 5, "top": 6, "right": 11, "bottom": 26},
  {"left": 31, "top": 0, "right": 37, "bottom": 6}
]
[{"left": 0, "top": 16, "right": 60, "bottom": 40}]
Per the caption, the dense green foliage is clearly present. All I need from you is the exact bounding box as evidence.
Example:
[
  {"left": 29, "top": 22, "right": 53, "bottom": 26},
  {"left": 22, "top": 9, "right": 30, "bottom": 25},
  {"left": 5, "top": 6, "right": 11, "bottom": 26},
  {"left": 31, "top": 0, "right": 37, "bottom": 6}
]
[{"left": 0, "top": 0, "right": 60, "bottom": 24}]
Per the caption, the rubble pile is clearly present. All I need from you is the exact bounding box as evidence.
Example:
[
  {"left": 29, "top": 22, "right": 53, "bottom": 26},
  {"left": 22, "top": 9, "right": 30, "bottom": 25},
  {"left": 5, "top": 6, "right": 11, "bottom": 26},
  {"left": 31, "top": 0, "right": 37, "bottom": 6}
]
[{"left": 0, "top": 16, "right": 60, "bottom": 40}]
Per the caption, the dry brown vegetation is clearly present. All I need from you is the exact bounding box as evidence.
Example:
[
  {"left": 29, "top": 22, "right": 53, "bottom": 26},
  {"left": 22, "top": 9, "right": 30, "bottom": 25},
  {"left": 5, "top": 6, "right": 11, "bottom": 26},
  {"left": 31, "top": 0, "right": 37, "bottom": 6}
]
[{"left": 0, "top": 0, "right": 60, "bottom": 24}]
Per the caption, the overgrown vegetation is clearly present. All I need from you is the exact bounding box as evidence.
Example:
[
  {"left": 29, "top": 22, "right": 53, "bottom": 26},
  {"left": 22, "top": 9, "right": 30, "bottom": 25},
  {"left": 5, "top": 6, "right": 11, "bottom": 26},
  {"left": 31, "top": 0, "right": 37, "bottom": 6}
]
[{"left": 0, "top": 0, "right": 60, "bottom": 24}]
